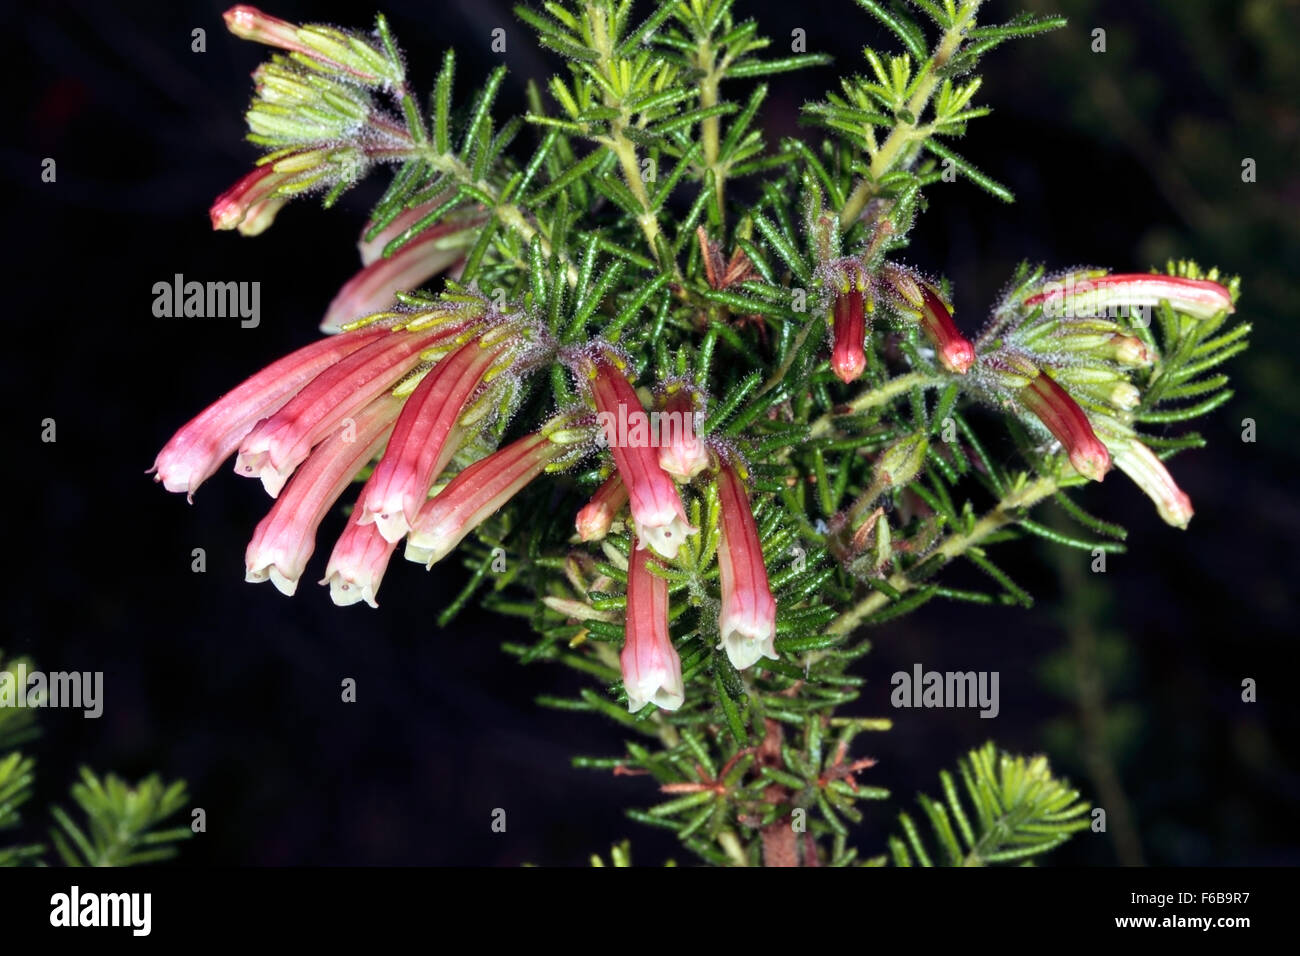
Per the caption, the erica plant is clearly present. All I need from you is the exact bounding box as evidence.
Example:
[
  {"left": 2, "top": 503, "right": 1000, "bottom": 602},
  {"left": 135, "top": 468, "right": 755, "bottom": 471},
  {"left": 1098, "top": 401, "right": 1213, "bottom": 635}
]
[{"left": 151, "top": 1, "right": 1247, "bottom": 866}]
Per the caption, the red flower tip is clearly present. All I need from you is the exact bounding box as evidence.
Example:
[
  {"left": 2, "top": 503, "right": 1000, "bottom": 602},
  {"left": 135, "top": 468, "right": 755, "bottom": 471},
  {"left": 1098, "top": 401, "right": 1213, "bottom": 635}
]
[
  {"left": 830, "top": 283, "right": 867, "bottom": 384},
  {"left": 1018, "top": 372, "right": 1112, "bottom": 482},
  {"left": 919, "top": 285, "right": 975, "bottom": 374}
]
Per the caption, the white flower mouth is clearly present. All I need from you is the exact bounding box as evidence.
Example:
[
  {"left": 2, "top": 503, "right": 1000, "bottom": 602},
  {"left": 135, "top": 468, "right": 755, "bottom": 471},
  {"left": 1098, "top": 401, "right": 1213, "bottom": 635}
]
[
  {"left": 245, "top": 561, "right": 300, "bottom": 597},
  {"left": 359, "top": 505, "right": 414, "bottom": 544},
  {"left": 719, "top": 618, "right": 778, "bottom": 671},
  {"left": 625, "top": 668, "right": 685, "bottom": 713},
  {"left": 634, "top": 514, "right": 696, "bottom": 560},
  {"left": 323, "top": 571, "right": 380, "bottom": 608},
  {"left": 234, "top": 447, "right": 292, "bottom": 498},
  {"left": 404, "top": 524, "right": 458, "bottom": 568}
]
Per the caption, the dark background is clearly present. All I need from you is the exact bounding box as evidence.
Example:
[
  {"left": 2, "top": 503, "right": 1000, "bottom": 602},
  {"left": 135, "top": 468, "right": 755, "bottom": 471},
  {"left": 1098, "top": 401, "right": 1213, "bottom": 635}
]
[{"left": 2, "top": 0, "right": 1296, "bottom": 865}]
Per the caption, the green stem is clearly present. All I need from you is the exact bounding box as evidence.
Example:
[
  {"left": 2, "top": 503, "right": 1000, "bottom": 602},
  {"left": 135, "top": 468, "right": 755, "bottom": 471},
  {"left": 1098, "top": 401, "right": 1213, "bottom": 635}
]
[
  {"left": 611, "top": 135, "right": 671, "bottom": 268},
  {"left": 807, "top": 370, "right": 943, "bottom": 438},
  {"left": 838, "top": 0, "right": 983, "bottom": 229},
  {"left": 697, "top": 39, "right": 725, "bottom": 214},
  {"left": 827, "top": 473, "right": 1058, "bottom": 636},
  {"left": 588, "top": 2, "right": 681, "bottom": 279},
  {"left": 717, "top": 829, "right": 749, "bottom": 867}
]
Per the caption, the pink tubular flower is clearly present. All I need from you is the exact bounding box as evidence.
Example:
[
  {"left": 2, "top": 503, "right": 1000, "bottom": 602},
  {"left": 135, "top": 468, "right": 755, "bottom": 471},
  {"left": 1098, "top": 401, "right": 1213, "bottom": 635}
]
[
  {"left": 657, "top": 388, "right": 709, "bottom": 481},
  {"left": 1017, "top": 372, "right": 1112, "bottom": 482},
  {"left": 715, "top": 460, "right": 778, "bottom": 670},
  {"left": 356, "top": 337, "right": 504, "bottom": 543},
  {"left": 589, "top": 357, "right": 696, "bottom": 559},
  {"left": 245, "top": 395, "right": 401, "bottom": 594},
  {"left": 918, "top": 285, "right": 975, "bottom": 374},
  {"left": 620, "top": 542, "right": 684, "bottom": 712},
  {"left": 406, "top": 432, "right": 561, "bottom": 567},
  {"left": 1113, "top": 440, "right": 1194, "bottom": 529},
  {"left": 358, "top": 193, "right": 456, "bottom": 266},
  {"left": 1023, "top": 273, "right": 1234, "bottom": 322},
  {"left": 575, "top": 474, "right": 628, "bottom": 542},
  {"left": 235, "top": 322, "right": 470, "bottom": 498},
  {"left": 210, "top": 163, "right": 286, "bottom": 232},
  {"left": 320, "top": 511, "right": 400, "bottom": 608},
  {"left": 151, "top": 326, "right": 386, "bottom": 499},
  {"left": 830, "top": 274, "right": 867, "bottom": 384},
  {"left": 223, "top": 6, "right": 303, "bottom": 48},
  {"left": 223, "top": 6, "right": 393, "bottom": 85},
  {"left": 321, "top": 202, "right": 480, "bottom": 332},
  {"left": 321, "top": 232, "right": 466, "bottom": 333},
  {"left": 209, "top": 148, "right": 341, "bottom": 233}
]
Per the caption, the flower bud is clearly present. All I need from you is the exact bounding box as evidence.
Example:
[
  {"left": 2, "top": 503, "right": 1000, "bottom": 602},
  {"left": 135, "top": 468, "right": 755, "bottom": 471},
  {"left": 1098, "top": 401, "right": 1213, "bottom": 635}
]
[
  {"left": 209, "top": 163, "right": 285, "bottom": 232},
  {"left": 875, "top": 432, "right": 929, "bottom": 489},
  {"left": 830, "top": 272, "right": 868, "bottom": 384},
  {"left": 223, "top": 6, "right": 401, "bottom": 87},
  {"left": 245, "top": 62, "right": 372, "bottom": 146},
  {"left": 1113, "top": 440, "right": 1194, "bottom": 528},
  {"left": 1107, "top": 334, "right": 1155, "bottom": 366},
  {"left": 1107, "top": 382, "right": 1142, "bottom": 410},
  {"left": 576, "top": 475, "right": 629, "bottom": 542},
  {"left": 656, "top": 387, "right": 710, "bottom": 481},
  {"left": 210, "top": 147, "right": 364, "bottom": 233},
  {"left": 1017, "top": 371, "right": 1112, "bottom": 482},
  {"left": 620, "top": 543, "right": 685, "bottom": 712},
  {"left": 918, "top": 285, "right": 975, "bottom": 374}
]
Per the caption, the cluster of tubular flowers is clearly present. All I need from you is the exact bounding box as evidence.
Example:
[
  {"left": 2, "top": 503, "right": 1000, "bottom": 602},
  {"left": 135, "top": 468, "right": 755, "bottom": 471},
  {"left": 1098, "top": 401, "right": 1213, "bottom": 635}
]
[
  {"left": 819, "top": 258, "right": 977, "bottom": 384},
  {"left": 209, "top": 8, "right": 412, "bottom": 239},
  {"left": 211, "top": 9, "right": 480, "bottom": 329},
  {"left": 153, "top": 320, "right": 782, "bottom": 710},
  {"left": 572, "top": 353, "right": 778, "bottom": 712},
  {"left": 815, "top": 255, "right": 1229, "bottom": 524},
  {"left": 195, "top": 7, "right": 785, "bottom": 713},
  {"left": 970, "top": 270, "right": 1234, "bottom": 523},
  {"left": 152, "top": 305, "right": 551, "bottom": 607}
]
